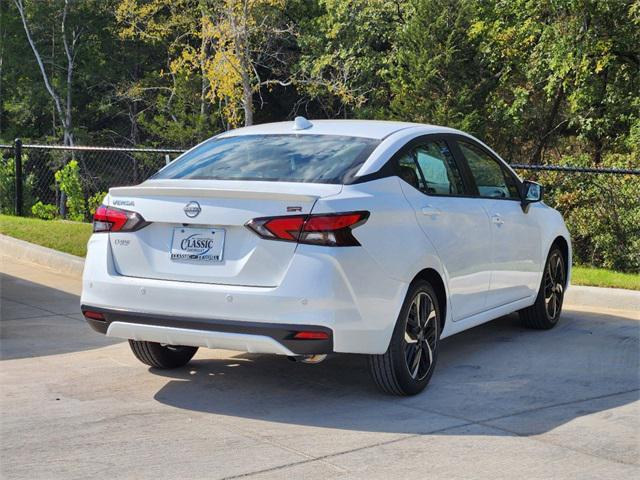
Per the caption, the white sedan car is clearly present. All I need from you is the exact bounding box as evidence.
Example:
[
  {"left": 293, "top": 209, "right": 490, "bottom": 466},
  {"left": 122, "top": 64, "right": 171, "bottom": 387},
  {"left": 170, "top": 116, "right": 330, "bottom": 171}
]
[{"left": 81, "top": 118, "right": 571, "bottom": 395}]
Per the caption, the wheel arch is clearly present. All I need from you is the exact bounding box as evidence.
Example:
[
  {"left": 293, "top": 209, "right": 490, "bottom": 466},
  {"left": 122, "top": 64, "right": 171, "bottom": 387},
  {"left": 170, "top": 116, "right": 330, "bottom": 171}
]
[{"left": 550, "top": 235, "right": 571, "bottom": 288}]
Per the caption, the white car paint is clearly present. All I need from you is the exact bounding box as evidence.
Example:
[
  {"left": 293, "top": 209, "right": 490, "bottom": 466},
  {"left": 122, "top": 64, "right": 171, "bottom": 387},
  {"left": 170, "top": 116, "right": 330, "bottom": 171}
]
[{"left": 81, "top": 119, "right": 571, "bottom": 355}]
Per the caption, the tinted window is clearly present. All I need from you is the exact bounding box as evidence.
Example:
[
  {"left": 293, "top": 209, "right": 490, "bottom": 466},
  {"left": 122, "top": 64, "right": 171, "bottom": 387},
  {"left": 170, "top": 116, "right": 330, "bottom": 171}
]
[
  {"left": 154, "top": 134, "right": 379, "bottom": 184},
  {"left": 397, "top": 140, "right": 465, "bottom": 195},
  {"left": 397, "top": 152, "right": 422, "bottom": 190},
  {"left": 458, "top": 141, "right": 520, "bottom": 199}
]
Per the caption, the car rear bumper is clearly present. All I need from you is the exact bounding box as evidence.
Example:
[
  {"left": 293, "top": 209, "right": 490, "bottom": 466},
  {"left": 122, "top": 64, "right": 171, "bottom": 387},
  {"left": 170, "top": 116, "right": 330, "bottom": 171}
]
[
  {"left": 82, "top": 305, "right": 333, "bottom": 355},
  {"left": 81, "top": 234, "right": 407, "bottom": 354}
]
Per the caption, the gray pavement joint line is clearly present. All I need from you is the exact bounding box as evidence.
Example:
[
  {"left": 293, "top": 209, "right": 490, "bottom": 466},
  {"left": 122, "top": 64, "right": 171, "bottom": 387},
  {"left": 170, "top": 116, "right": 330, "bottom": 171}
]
[
  {"left": 474, "top": 417, "right": 640, "bottom": 467},
  {"left": 228, "top": 425, "right": 349, "bottom": 474},
  {"left": 219, "top": 422, "right": 475, "bottom": 480},
  {"left": 0, "top": 296, "right": 62, "bottom": 317},
  {"left": 225, "top": 387, "right": 640, "bottom": 479},
  {"left": 223, "top": 389, "right": 640, "bottom": 480},
  {"left": 207, "top": 394, "right": 357, "bottom": 473},
  {"left": 0, "top": 312, "right": 82, "bottom": 322},
  {"left": 403, "top": 388, "right": 640, "bottom": 427},
  {"left": 395, "top": 389, "right": 640, "bottom": 467}
]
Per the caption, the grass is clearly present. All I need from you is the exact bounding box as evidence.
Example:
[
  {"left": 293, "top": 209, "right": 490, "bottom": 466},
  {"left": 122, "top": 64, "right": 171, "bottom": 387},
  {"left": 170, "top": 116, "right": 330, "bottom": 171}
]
[
  {"left": 0, "top": 214, "right": 92, "bottom": 257},
  {"left": 1, "top": 214, "right": 639, "bottom": 290},
  {"left": 571, "top": 265, "right": 640, "bottom": 291}
]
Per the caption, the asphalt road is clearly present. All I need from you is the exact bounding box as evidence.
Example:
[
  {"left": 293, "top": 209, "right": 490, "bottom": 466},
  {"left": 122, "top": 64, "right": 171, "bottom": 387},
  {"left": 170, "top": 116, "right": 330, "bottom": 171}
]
[{"left": 1, "top": 255, "right": 639, "bottom": 479}]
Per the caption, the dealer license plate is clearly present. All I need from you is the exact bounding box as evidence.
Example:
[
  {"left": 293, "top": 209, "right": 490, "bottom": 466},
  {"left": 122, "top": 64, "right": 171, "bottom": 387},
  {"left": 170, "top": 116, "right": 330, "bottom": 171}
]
[{"left": 170, "top": 227, "right": 225, "bottom": 263}]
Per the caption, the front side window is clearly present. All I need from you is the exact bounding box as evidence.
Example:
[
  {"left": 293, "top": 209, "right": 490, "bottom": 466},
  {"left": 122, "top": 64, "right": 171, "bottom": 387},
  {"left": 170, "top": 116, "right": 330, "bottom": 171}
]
[
  {"left": 458, "top": 141, "right": 520, "bottom": 199},
  {"left": 396, "top": 140, "right": 465, "bottom": 195},
  {"left": 153, "top": 134, "right": 379, "bottom": 184}
]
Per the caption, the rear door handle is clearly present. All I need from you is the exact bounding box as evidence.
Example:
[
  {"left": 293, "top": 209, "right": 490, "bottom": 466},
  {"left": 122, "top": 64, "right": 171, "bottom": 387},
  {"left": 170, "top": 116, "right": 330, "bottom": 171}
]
[
  {"left": 421, "top": 205, "right": 441, "bottom": 217},
  {"left": 491, "top": 214, "right": 504, "bottom": 225}
]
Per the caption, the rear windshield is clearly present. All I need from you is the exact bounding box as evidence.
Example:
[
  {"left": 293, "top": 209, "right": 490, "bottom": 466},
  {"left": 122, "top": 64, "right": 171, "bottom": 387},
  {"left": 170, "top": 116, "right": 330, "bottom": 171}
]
[{"left": 152, "top": 134, "right": 379, "bottom": 184}]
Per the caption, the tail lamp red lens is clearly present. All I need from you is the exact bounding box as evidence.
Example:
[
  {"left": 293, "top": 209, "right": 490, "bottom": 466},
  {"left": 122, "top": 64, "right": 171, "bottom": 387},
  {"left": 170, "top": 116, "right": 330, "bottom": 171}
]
[
  {"left": 246, "top": 211, "right": 369, "bottom": 246},
  {"left": 93, "top": 205, "right": 149, "bottom": 233},
  {"left": 293, "top": 331, "right": 330, "bottom": 340}
]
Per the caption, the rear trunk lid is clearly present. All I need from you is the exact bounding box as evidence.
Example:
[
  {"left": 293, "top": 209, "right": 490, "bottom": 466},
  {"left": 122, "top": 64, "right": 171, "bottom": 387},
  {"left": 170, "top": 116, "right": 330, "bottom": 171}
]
[{"left": 107, "top": 179, "right": 341, "bottom": 286}]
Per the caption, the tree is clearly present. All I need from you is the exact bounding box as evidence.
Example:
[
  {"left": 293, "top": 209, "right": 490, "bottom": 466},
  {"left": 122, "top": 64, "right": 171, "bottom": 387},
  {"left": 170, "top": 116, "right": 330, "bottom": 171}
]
[
  {"left": 117, "top": 0, "right": 294, "bottom": 128},
  {"left": 296, "top": 0, "right": 406, "bottom": 118},
  {"left": 470, "top": 0, "right": 640, "bottom": 164},
  {"left": 14, "top": 0, "right": 80, "bottom": 147},
  {"left": 388, "top": 0, "right": 493, "bottom": 137}
]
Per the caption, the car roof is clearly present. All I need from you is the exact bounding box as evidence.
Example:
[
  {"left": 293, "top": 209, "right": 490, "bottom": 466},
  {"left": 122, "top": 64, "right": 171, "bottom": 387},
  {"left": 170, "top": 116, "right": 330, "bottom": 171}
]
[
  {"left": 187, "top": 118, "right": 516, "bottom": 182},
  {"left": 216, "top": 119, "right": 455, "bottom": 140}
]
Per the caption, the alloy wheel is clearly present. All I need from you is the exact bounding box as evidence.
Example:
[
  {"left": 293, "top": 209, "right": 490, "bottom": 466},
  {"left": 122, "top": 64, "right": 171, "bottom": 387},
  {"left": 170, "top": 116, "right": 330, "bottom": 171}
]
[
  {"left": 403, "top": 292, "right": 438, "bottom": 381},
  {"left": 544, "top": 252, "right": 565, "bottom": 319}
]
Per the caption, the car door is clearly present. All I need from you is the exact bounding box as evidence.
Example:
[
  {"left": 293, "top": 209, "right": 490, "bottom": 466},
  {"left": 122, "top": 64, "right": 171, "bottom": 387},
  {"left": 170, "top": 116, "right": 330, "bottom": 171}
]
[
  {"left": 454, "top": 139, "right": 542, "bottom": 308},
  {"left": 397, "top": 136, "right": 492, "bottom": 322}
]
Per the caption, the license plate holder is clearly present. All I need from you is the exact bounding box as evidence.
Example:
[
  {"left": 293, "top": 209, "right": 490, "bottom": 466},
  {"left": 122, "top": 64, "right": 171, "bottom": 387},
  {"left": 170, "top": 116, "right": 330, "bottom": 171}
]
[{"left": 170, "top": 227, "right": 225, "bottom": 263}]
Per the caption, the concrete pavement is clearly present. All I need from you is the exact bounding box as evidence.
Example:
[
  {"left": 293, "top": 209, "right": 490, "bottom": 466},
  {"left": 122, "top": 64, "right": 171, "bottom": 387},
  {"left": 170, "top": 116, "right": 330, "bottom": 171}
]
[{"left": 1, "top": 255, "right": 638, "bottom": 479}]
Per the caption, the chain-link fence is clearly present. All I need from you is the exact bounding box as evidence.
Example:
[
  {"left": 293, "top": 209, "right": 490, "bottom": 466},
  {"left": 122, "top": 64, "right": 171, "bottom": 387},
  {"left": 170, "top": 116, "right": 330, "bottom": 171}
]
[
  {"left": 1, "top": 140, "right": 639, "bottom": 271},
  {"left": 513, "top": 164, "right": 640, "bottom": 272},
  {"left": 1, "top": 141, "right": 183, "bottom": 218}
]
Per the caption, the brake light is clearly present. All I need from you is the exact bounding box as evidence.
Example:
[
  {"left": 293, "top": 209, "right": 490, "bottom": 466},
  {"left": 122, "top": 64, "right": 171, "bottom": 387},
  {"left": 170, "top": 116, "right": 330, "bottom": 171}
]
[
  {"left": 246, "top": 211, "right": 369, "bottom": 246},
  {"left": 93, "top": 205, "right": 149, "bottom": 233},
  {"left": 256, "top": 215, "right": 305, "bottom": 241}
]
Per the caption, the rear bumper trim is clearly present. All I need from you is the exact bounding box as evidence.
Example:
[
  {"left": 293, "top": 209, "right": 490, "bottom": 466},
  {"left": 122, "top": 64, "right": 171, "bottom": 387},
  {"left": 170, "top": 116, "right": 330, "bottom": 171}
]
[
  {"left": 81, "top": 305, "right": 333, "bottom": 355},
  {"left": 107, "top": 322, "right": 297, "bottom": 355}
]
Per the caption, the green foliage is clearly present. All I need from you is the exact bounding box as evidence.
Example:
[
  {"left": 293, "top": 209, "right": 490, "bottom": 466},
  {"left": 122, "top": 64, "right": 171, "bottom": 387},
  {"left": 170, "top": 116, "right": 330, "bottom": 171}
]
[
  {"left": 31, "top": 201, "right": 58, "bottom": 220},
  {"left": 0, "top": 158, "right": 36, "bottom": 215},
  {"left": 54, "top": 160, "right": 85, "bottom": 222},
  {"left": 296, "top": 0, "right": 406, "bottom": 117},
  {"left": 88, "top": 191, "right": 107, "bottom": 215},
  {"left": 389, "top": 0, "right": 490, "bottom": 134},
  {"left": 469, "top": 0, "right": 640, "bottom": 163},
  {"left": 3, "top": 0, "right": 639, "bottom": 272},
  {"left": 529, "top": 154, "right": 640, "bottom": 273}
]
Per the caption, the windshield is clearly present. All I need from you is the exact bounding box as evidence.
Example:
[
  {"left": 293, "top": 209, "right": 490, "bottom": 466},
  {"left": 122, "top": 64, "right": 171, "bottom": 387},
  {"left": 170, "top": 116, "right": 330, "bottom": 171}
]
[{"left": 153, "top": 134, "right": 379, "bottom": 184}]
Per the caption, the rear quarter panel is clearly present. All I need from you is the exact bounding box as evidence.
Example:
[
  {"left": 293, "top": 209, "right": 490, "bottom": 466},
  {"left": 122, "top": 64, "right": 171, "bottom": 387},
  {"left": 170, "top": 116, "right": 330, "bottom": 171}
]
[{"left": 311, "top": 177, "right": 453, "bottom": 334}]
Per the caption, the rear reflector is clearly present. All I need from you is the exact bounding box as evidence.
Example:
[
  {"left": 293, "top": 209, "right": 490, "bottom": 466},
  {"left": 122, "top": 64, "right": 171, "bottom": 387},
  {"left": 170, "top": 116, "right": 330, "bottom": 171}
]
[
  {"left": 93, "top": 205, "right": 149, "bottom": 233},
  {"left": 83, "top": 310, "right": 105, "bottom": 320},
  {"left": 246, "top": 211, "right": 369, "bottom": 246},
  {"left": 293, "top": 331, "right": 330, "bottom": 340}
]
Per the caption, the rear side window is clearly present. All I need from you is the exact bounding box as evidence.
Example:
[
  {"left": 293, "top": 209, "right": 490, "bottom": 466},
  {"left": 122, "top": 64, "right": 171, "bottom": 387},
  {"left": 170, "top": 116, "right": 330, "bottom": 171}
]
[
  {"left": 458, "top": 141, "right": 520, "bottom": 199},
  {"left": 153, "top": 134, "right": 379, "bottom": 184},
  {"left": 396, "top": 140, "right": 465, "bottom": 195}
]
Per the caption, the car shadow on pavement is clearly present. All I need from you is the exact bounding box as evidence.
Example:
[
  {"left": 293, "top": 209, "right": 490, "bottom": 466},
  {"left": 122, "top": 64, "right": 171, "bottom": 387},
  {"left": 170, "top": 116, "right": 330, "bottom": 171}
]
[
  {"left": 151, "top": 309, "right": 639, "bottom": 435},
  {"left": 0, "top": 273, "right": 120, "bottom": 360}
]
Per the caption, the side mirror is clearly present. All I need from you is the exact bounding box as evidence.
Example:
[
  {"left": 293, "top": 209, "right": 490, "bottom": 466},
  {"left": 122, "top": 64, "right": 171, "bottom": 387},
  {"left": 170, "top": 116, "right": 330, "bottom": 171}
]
[{"left": 521, "top": 180, "right": 543, "bottom": 210}]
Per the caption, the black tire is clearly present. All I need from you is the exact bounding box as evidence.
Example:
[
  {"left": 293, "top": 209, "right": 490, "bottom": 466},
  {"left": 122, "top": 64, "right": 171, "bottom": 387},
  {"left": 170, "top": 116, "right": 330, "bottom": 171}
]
[
  {"left": 128, "top": 340, "right": 198, "bottom": 369},
  {"left": 368, "top": 280, "right": 440, "bottom": 395},
  {"left": 520, "top": 246, "right": 566, "bottom": 330}
]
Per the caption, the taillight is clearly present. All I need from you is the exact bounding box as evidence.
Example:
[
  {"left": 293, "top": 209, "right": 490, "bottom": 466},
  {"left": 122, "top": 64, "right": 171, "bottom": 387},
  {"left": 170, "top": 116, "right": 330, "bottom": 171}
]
[
  {"left": 246, "top": 211, "right": 369, "bottom": 246},
  {"left": 93, "top": 205, "right": 149, "bottom": 233}
]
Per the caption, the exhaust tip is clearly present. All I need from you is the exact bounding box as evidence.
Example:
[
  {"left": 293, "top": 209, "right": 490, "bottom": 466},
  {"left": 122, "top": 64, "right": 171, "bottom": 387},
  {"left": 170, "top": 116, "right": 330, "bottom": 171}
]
[{"left": 288, "top": 354, "right": 327, "bottom": 364}]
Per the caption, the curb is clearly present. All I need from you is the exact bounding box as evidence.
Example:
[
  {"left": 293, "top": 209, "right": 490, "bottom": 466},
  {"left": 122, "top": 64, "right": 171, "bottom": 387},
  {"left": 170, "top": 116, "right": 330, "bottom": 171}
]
[
  {"left": 0, "top": 234, "right": 85, "bottom": 277},
  {"left": 565, "top": 284, "right": 640, "bottom": 312}
]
